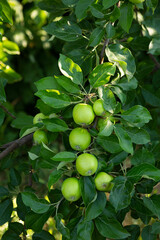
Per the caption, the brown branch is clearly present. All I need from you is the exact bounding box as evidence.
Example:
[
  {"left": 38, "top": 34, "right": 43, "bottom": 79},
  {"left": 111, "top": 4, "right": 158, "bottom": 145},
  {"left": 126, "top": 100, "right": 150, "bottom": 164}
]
[
  {"left": 0, "top": 103, "right": 16, "bottom": 119},
  {"left": 148, "top": 53, "right": 160, "bottom": 69},
  {"left": 0, "top": 133, "right": 33, "bottom": 160},
  {"left": 100, "top": 39, "right": 109, "bottom": 64}
]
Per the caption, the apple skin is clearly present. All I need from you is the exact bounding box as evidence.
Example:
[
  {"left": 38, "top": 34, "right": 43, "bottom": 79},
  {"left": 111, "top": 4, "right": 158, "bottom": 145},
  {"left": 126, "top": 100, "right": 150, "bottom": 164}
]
[
  {"left": 76, "top": 153, "right": 98, "bottom": 176},
  {"left": 33, "top": 130, "right": 48, "bottom": 145},
  {"left": 95, "top": 172, "right": 113, "bottom": 191},
  {"left": 129, "top": 0, "right": 145, "bottom": 4},
  {"left": 61, "top": 177, "right": 81, "bottom": 202},
  {"left": 93, "top": 99, "right": 106, "bottom": 116},
  {"left": 33, "top": 113, "right": 47, "bottom": 124},
  {"left": 69, "top": 128, "right": 91, "bottom": 151},
  {"left": 73, "top": 103, "right": 95, "bottom": 125}
]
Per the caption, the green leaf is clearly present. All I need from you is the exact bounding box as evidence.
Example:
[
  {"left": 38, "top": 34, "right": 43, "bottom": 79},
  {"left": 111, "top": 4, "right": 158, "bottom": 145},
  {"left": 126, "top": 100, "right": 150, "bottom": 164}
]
[
  {"left": 96, "top": 135, "right": 122, "bottom": 153},
  {"left": 21, "top": 192, "right": 51, "bottom": 214},
  {"left": 98, "top": 119, "right": 114, "bottom": 137},
  {"left": 9, "top": 222, "right": 24, "bottom": 235},
  {"left": 142, "top": 86, "right": 160, "bottom": 107},
  {"left": 52, "top": 151, "right": 76, "bottom": 162},
  {"left": 9, "top": 168, "right": 21, "bottom": 186},
  {"left": 143, "top": 195, "right": 160, "bottom": 219},
  {"left": 2, "top": 40, "right": 20, "bottom": 55},
  {"left": 89, "top": 27, "right": 105, "bottom": 47},
  {"left": 43, "top": 19, "right": 82, "bottom": 42},
  {"left": 99, "top": 87, "right": 116, "bottom": 113},
  {"left": 33, "top": 230, "right": 55, "bottom": 240},
  {"left": 58, "top": 54, "right": 83, "bottom": 85},
  {"left": 77, "top": 220, "right": 94, "bottom": 240},
  {"left": 48, "top": 170, "right": 62, "bottom": 190},
  {"left": 125, "top": 127, "right": 150, "bottom": 144},
  {"left": 111, "top": 86, "right": 126, "bottom": 104},
  {"left": 80, "top": 176, "right": 96, "bottom": 206},
  {"left": 110, "top": 176, "right": 134, "bottom": 211},
  {"left": 103, "top": 0, "right": 119, "bottom": 9},
  {"left": 35, "top": 76, "right": 63, "bottom": 92},
  {"left": 131, "top": 148, "right": 155, "bottom": 166},
  {"left": 0, "top": 65, "right": 22, "bottom": 83},
  {"left": 62, "top": 0, "right": 78, "bottom": 6},
  {"left": 11, "top": 112, "right": 33, "bottom": 129},
  {"left": 35, "top": 90, "right": 71, "bottom": 109},
  {"left": 85, "top": 192, "right": 106, "bottom": 221},
  {"left": 0, "top": 79, "right": 6, "bottom": 102},
  {"left": 127, "top": 163, "right": 160, "bottom": 182},
  {"left": 113, "top": 76, "right": 138, "bottom": 91},
  {"left": 75, "top": 0, "right": 94, "bottom": 21},
  {"left": 1, "top": 230, "right": 20, "bottom": 240},
  {"left": 95, "top": 211, "right": 130, "bottom": 239},
  {"left": 0, "top": 186, "right": 9, "bottom": 199},
  {"left": 106, "top": 44, "right": 136, "bottom": 80},
  {"left": 43, "top": 118, "right": 68, "bottom": 132},
  {"left": 114, "top": 124, "right": 133, "bottom": 154},
  {"left": 0, "top": 0, "right": 13, "bottom": 24},
  {"left": 25, "top": 211, "right": 53, "bottom": 232},
  {"left": 119, "top": 3, "right": 133, "bottom": 33},
  {"left": 125, "top": 225, "right": 140, "bottom": 240},
  {"left": 0, "top": 108, "right": 5, "bottom": 126},
  {"left": 55, "top": 214, "right": 70, "bottom": 239},
  {"left": 151, "top": 222, "right": 160, "bottom": 234},
  {"left": 90, "top": 4, "right": 104, "bottom": 18},
  {"left": 105, "top": 23, "right": 115, "bottom": 39},
  {"left": 0, "top": 199, "right": 13, "bottom": 226},
  {"left": 146, "top": 0, "right": 158, "bottom": 11},
  {"left": 89, "top": 63, "right": 116, "bottom": 88},
  {"left": 141, "top": 225, "right": 157, "bottom": 240},
  {"left": 121, "top": 105, "right": 152, "bottom": 126},
  {"left": 55, "top": 75, "right": 80, "bottom": 93}
]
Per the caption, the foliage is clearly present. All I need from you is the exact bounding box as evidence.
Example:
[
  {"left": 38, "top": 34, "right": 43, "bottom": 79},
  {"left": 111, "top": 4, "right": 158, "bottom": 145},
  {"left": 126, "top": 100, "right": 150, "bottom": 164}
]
[{"left": 0, "top": 0, "right": 160, "bottom": 239}]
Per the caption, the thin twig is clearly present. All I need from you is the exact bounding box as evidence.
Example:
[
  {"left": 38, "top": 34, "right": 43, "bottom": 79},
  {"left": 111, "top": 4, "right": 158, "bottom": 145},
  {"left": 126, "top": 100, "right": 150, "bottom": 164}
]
[
  {"left": 0, "top": 133, "right": 33, "bottom": 160},
  {"left": 148, "top": 53, "right": 160, "bottom": 69},
  {"left": 100, "top": 39, "right": 109, "bottom": 64},
  {"left": 0, "top": 103, "right": 16, "bottom": 119}
]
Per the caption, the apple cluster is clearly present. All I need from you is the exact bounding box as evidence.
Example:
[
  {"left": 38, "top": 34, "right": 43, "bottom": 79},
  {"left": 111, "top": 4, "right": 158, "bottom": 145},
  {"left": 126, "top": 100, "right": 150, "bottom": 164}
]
[{"left": 61, "top": 100, "right": 114, "bottom": 202}]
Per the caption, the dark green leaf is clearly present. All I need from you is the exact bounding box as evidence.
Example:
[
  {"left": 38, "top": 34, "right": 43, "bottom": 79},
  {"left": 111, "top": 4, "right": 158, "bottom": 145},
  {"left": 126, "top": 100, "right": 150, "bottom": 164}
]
[
  {"left": 55, "top": 214, "right": 70, "bottom": 239},
  {"left": 141, "top": 225, "right": 157, "bottom": 240},
  {"left": 89, "top": 63, "right": 116, "bottom": 88},
  {"left": 35, "top": 90, "right": 71, "bottom": 109},
  {"left": 0, "top": 199, "right": 13, "bottom": 226},
  {"left": 125, "top": 127, "right": 150, "bottom": 145},
  {"left": 142, "top": 86, "right": 160, "bottom": 107},
  {"left": 55, "top": 75, "right": 80, "bottom": 93},
  {"left": 77, "top": 220, "right": 94, "bottom": 240},
  {"left": 85, "top": 192, "right": 106, "bottom": 221},
  {"left": 0, "top": 186, "right": 9, "bottom": 199},
  {"left": 111, "top": 86, "right": 126, "bottom": 104},
  {"left": 114, "top": 124, "right": 133, "bottom": 154},
  {"left": 119, "top": 3, "right": 133, "bottom": 33},
  {"left": 110, "top": 176, "right": 134, "bottom": 211},
  {"left": 0, "top": 79, "right": 6, "bottom": 102},
  {"left": 89, "top": 27, "right": 105, "bottom": 47},
  {"left": 43, "top": 118, "right": 68, "bottom": 132},
  {"left": 21, "top": 192, "right": 51, "bottom": 214},
  {"left": 143, "top": 195, "right": 160, "bottom": 219},
  {"left": 105, "top": 23, "right": 115, "bottom": 39},
  {"left": 9, "top": 222, "right": 24, "bottom": 235},
  {"left": 103, "top": 0, "right": 119, "bottom": 9},
  {"left": 11, "top": 112, "right": 33, "bottom": 129},
  {"left": 0, "top": 0, "right": 13, "bottom": 24},
  {"left": 43, "top": 19, "right": 82, "bottom": 42},
  {"left": 75, "top": 0, "right": 94, "bottom": 21},
  {"left": 106, "top": 44, "right": 136, "bottom": 80},
  {"left": 33, "top": 230, "right": 55, "bottom": 240},
  {"left": 151, "top": 222, "right": 160, "bottom": 234},
  {"left": 0, "top": 108, "right": 5, "bottom": 126},
  {"left": 148, "top": 37, "right": 160, "bottom": 55},
  {"left": 96, "top": 135, "right": 122, "bottom": 153},
  {"left": 58, "top": 54, "right": 83, "bottom": 85},
  {"left": 52, "top": 151, "right": 76, "bottom": 162},
  {"left": 113, "top": 76, "right": 138, "bottom": 91},
  {"left": 131, "top": 148, "right": 155, "bottom": 166},
  {"left": 90, "top": 4, "right": 104, "bottom": 18},
  {"left": 99, "top": 87, "right": 116, "bottom": 113},
  {"left": 125, "top": 225, "right": 140, "bottom": 240},
  {"left": 48, "top": 170, "right": 62, "bottom": 190},
  {"left": 80, "top": 176, "right": 96, "bottom": 206},
  {"left": 1, "top": 230, "right": 20, "bottom": 240},
  {"left": 35, "top": 76, "right": 63, "bottom": 92},
  {"left": 98, "top": 119, "right": 114, "bottom": 137},
  {"left": 9, "top": 168, "right": 21, "bottom": 186}
]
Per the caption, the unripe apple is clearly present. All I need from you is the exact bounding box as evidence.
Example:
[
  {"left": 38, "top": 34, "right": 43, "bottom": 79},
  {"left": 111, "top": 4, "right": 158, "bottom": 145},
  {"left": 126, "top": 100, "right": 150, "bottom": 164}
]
[
  {"left": 76, "top": 153, "right": 98, "bottom": 176},
  {"left": 73, "top": 103, "right": 95, "bottom": 125},
  {"left": 95, "top": 172, "right": 113, "bottom": 191},
  {"left": 33, "top": 113, "right": 47, "bottom": 124},
  {"left": 33, "top": 130, "right": 48, "bottom": 145},
  {"left": 129, "top": 0, "right": 145, "bottom": 4},
  {"left": 93, "top": 99, "right": 106, "bottom": 116},
  {"left": 69, "top": 128, "right": 91, "bottom": 151},
  {"left": 61, "top": 177, "right": 81, "bottom": 201}
]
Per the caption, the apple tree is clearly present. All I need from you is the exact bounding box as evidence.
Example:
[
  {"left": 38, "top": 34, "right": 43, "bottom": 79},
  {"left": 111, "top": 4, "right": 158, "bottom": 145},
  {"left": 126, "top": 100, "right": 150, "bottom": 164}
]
[{"left": 0, "top": 0, "right": 160, "bottom": 239}]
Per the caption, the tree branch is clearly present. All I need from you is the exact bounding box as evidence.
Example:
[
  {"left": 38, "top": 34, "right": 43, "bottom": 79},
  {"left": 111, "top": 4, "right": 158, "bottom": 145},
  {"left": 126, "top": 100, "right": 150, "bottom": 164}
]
[
  {"left": 0, "top": 103, "right": 16, "bottom": 119},
  {"left": 0, "top": 133, "right": 33, "bottom": 160},
  {"left": 100, "top": 39, "right": 109, "bottom": 64},
  {"left": 148, "top": 53, "right": 160, "bottom": 69}
]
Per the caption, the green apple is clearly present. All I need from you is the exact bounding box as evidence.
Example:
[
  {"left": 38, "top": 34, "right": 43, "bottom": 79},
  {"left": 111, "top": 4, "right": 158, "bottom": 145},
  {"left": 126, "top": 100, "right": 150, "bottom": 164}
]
[
  {"left": 33, "top": 130, "right": 48, "bottom": 145},
  {"left": 95, "top": 172, "right": 113, "bottom": 191},
  {"left": 69, "top": 128, "right": 91, "bottom": 151},
  {"left": 93, "top": 99, "right": 106, "bottom": 116},
  {"left": 76, "top": 153, "right": 98, "bottom": 176},
  {"left": 129, "top": 0, "right": 145, "bottom": 4},
  {"left": 33, "top": 113, "right": 47, "bottom": 124},
  {"left": 61, "top": 177, "right": 81, "bottom": 201},
  {"left": 73, "top": 103, "right": 95, "bottom": 125}
]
